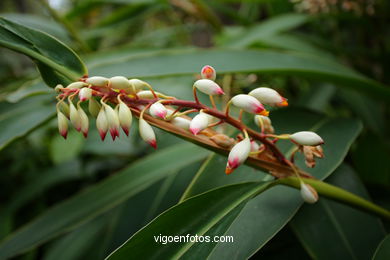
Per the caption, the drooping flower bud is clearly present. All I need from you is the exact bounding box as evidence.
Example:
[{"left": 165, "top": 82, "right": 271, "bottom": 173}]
[
  {"left": 85, "top": 76, "right": 109, "bottom": 87},
  {"left": 189, "top": 112, "right": 210, "bottom": 135},
  {"left": 225, "top": 137, "right": 251, "bottom": 174},
  {"left": 96, "top": 108, "right": 108, "bottom": 141},
  {"left": 254, "top": 115, "right": 274, "bottom": 133},
  {"left": 201, "top": 65, "right": 216, "bottom": 81},
  {"left": 231, "top": 94, "right": 268, "bottom": 115},
  {"left": 57, "top": 111, "right": 68, "bottom": 139},
  {"left": 118, "top": 102, "right": 132, "bottom": 136},
  {"left": 69, "top": 102, "right": 81, "bottom": 131},
  {"left": 139, "top": 118, "right": 157, "bottom": 148},
  {"left": 193, "top": 79, "right": 224, "bottom": 95},
  {"left": 300, "top": 182, "right": 319, "bottom": 204},
  {"left": 78, "top": 105, "right": 89, "bottom": 138},
  {"left": 149, "top": 102, "right": 167, "bottom": 119},
  {"left": 110, "top": 76, "right": 131, "bottom": 89},
  {"left": 290, "top": 131, "right": 324, "bottom": 146},
  {"left": 249, "top": 87, "right": 288, "bottom": 107},
  {"left": 78, "top": 87, "right": 92, "bottom": 102},
  {"left": 104, "top": 104, "right": 120, "bottom": 140},
  {"left": 136, "top": 90, "right": 162, "bottom": 99},
  {"left": 88, "top": 98, "right": 101, "bottom": 118},
  {"left": 66, "top": 82, "right": 88, "bottom": 89}
]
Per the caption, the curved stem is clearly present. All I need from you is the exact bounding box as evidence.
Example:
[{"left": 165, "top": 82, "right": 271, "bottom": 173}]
[{"left": 275, "top": 177, "right": 390, "bottom": 221}]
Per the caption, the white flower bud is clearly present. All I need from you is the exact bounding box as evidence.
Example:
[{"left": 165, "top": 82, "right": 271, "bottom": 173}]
[
  {"left": 110, "top": 76, "right": 131, "bottom": 89},
  {"left": 226, "top": 137, "right": 251, "bottom": 174},
  {"left": 69, "top": 102, "right": 81, "bottom": 131},
  {"left": 189, "top": 112, "right": 210, "bottom": 135},
  {"left": 57, "top": 111, "right": 68, "bottom": 139},
  {"left": 129, "top": 79, "right": 148, "bottom": 90},
  {"left": 85, "top": 76, "right": 109, "bottom": 87},
  {"left": 66, "top": 81, "right": 88, "bottom": 89},
  {"left": 118, "top": 102, "right": 132, "bottom": 136},
  {"left": 149, "top": 102, "right": 167, "bottom": 119},
  {"left": 96, "top": 108, "right": 108, "bottom": 141},
  {"left": 171, "top": 117, "right": 191, "bottom": 130},
  {"left": 290, "top": 131, "right": 324, "bottom": 146},
  {"left": 231, "top": 94, "right": 268, "bottom": 115},
  {"left": 136, "top": 90, "right": 162, "bottom": 99},
  {"left": 139, "top": 118, "right": 157, "bottom": 148},
  {"left": 78, "top": 106, "right": 89, "bottom": 138},
  {"left": 300, "top": 182, "right": 319, "bottom": 204},
  {"left": 201, "top": 65, "right": 216, "bottom": 81},
  {"left": 88, "top": 98, "right": 101, "bottom": 118},
  {"left": 193, "top": 79, "right": 224, "bottom": 95},
  {"left": 78, "top": 87, "right": 92, "bottom": 102},
  {"left": 104, "top": 104, "right": 120, "bottom": 140},
  {"left": 249, "top": 87, "right": 288, "bottom": 107}
]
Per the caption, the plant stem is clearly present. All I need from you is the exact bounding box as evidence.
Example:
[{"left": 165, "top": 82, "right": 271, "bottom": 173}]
[{"left": 276, "top": 177, "right": 390, "bottom": 221}]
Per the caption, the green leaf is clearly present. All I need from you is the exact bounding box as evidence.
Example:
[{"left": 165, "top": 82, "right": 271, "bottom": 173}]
[
  {"left": 49, "top": 130, "right": 85, "bottom": 164},
  {"left": 0, "top": 17, "right": 87, "bottom": 86},
  {"left": 290, "top": 164, "right": 386, "bottom": 260},
  {"left": 178, "top": 109, "right": 362, "bottom": 259},
  {"left": 105, "top": 182, "right": 271, "bottom": 260},
  {"left": 0, "top": 94, "right": 54, "bottom": 151},
  {"left": 89, "top": 49, "right": 390, "bottom": 101},
  {"left": 43, "top": 217, "right": 107, "bottom": 260},
  {"left": 223, "top": 13, "right": 309, "bottom": 48},
  {"left": 0, "top": 143, "right": 209, "bottom": 259},
  {"left": 372, "top": 234, "right": 390, "bottom": 260}
]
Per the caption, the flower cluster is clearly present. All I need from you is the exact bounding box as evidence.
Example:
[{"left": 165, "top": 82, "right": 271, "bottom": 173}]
[{"left": 55, "top": 65, "right": 324, "bottom": 203}]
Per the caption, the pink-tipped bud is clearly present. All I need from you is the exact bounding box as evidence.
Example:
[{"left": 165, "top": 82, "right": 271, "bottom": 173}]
[
  {"left": 193, "top": 79, "right": 224, "bottom": 95},
  {"left": 189, "top": 112, "right": 210, "bottom": 135},
  {"left": 69, "top": 102, "right": 81, "bottom": 131},
  {"left": 139, "top": 118, "right": 157, "bottom": 149},
  {"left": 85, "top": 76, "right": 109, "bottom": 87},
  {"left": 249, "top": 87, "right": 288, "bottom": 107},
  {"left": 118, "top": 102, "right": 132, "bottom": 136},
  {"left": 290, "top": 131, "right": 324, "bottom": 146},
  {"left": 57, "top": 111, "right": 68, "bottom": 139},
  {"left": 66, "top": 82, "right": 88, "bottom": 89},
  {"left": 201, "top": 65, "right": 216, "bottom": 81},
  {"left": 78, "top": 87, "right": 92, "bottom": 102},
  {"left": 78, "top": 105, "right": 89, "bottom": 138},
  {"left": 104, "top": 104, "right": 120, "bottom": 140},
  {"left": 149, "top": 102, "right": 167, "bottom": 119},
  {"left": 110, "top": 76, "right": 131, "bottom": 89},
  {"left": 225, "top": 137, "right": 251, "bottom": 174},
  {"left": 231, "top": 94, "right": 268, "bottom": 115},
  {"left": 96, "top": 108, "right": 108, "bottom": 141},
  {"left": 300, "top": 182, "right": 319, "bottom": 204}
]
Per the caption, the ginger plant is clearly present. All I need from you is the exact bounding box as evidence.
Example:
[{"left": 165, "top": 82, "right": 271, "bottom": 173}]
[{"left": 55, "top": 65, "right": 325, "bottom": 204}]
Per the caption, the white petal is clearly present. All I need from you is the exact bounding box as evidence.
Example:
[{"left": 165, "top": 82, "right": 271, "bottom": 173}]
[{"left": 290, "top": 131, "right": 324, "bottom": 146}]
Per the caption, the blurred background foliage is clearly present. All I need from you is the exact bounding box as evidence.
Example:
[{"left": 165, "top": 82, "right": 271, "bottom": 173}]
[{"left": 0, "top": 0, "right": 389, "bottom": 259}]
